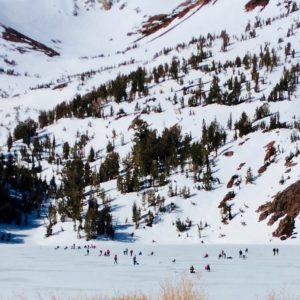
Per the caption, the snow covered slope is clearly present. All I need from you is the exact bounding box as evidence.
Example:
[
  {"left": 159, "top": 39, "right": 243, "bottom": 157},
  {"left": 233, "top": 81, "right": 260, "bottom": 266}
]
[{"left": 0, "top": 0, "right": 300, "bottom": 245}]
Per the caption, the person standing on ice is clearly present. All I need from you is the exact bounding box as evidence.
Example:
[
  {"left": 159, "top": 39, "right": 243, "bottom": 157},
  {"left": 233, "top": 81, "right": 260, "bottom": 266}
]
[
  {"left": 114, "top": 254, "right": 118, "bottom": 264},
  {"left": 205, "top": 264, "right": 211, "bottom": 272},
  {"left": 190, "top": 265, "right": 195, "bottom": 273}
]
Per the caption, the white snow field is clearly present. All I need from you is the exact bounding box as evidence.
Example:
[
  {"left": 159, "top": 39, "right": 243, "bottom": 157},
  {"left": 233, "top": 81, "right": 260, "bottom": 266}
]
[{"left": 0, "top": 244, "right": 299, "bottom": 300}]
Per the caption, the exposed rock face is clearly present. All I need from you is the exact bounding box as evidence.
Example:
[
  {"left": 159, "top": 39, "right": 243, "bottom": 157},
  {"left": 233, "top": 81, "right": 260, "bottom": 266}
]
[
  {"left": 1, "top": 26, "right": 59, "bottom": 57},
  {"left": 130, "top": 0, "right": 214, "bottom": 41},
  {"left": 257, "top": 180, "right": 300, "bottom": 239},
  {"left": 245, "top": 0, "right": 269, "bottom": 11}
]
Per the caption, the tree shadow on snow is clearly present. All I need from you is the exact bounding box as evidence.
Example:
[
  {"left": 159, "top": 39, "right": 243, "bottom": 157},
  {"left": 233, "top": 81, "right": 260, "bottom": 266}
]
[
  {"left": 0, "top": 213, "right": 41, "bottom": 244},
  {"left": 0, "top": 231, "right": 27, "bottom": 244},
  {"left": 112, "top": 224, "right": 138, "bottom": 243}
]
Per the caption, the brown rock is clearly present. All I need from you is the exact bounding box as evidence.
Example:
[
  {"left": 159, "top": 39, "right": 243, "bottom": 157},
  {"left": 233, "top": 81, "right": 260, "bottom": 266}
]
[
  {"left": 223, "top": 151, "right": 234, "bottom": 157},
  {"left": 257, "top": 180, "right": 300, "bottom": 239},
  {"left": 245, "top": 0, "right": 269, "bottom": 12},
  {"left": 257, "top": 165, "right": 267, "bottom": 174}
]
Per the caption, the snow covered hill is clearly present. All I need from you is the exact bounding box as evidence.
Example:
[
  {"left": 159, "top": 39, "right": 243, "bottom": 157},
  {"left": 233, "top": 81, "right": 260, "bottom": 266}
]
[{"left": 0, "top": 0, "right": 300, "bottom": 246}]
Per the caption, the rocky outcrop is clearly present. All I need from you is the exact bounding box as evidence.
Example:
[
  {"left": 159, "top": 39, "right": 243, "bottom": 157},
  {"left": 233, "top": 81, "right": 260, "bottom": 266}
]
[{"left": 257, "top": 180, "right": 300, "bottom": 239}]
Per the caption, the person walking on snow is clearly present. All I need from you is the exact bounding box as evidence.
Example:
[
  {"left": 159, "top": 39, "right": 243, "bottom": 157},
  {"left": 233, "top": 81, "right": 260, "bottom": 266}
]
[{"left": 114, "top": 254, "right": 118, "bottom": 264}]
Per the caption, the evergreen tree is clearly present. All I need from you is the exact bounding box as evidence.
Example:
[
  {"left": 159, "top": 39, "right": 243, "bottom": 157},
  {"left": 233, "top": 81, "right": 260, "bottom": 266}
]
[
  {"left": 7, "top": 133, "right": 13, "bottom": 152},
  {"left": 63, "top": 142, "right": 70, "bottom": 160},
  {"left": 207, "top": 76, "right": 222, "bottom": 104},
  {"left": 84, "top": 198, "right": 98, "bottom": 240},
  {"left": 88, "top": 147, "right": 95, "bottom": 162},
  {"left": 132, "top": 202, "right": 141, "bottom": 228},
  {"left": 61, "top": 158, "right": 85, "bottom": 222},
  {"left": 235, "top": 112, "right": 252, "bottom": 137}
]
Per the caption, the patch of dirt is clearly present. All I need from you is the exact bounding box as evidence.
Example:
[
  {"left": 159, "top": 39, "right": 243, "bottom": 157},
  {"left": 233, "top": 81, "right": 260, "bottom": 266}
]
[
  {"left": 2, "top": 26, "right": 59, "bottom": 57},
  {"left": 257, "top": 164, "right": 267, "bottom": 174},
  {"left": 257, "top": 180, "right": 300, "bottom": 239},
  {"left": 245, "top": 0, "right": 269, "bottom": 12},
  {"left": 227, "top": 174, "right": 239, "bottom": 188},
  {"left": 218, "top": 191, "right": 235, "bottom": 208},
  {"left": 223, "top": 151, "right": 234, "bottom": 157},
  {"left": 237, "top": 162, "right": 245, "bottom": 170},
  {"left": 52, "top": 83, "right": 68, "bottom": 90}
]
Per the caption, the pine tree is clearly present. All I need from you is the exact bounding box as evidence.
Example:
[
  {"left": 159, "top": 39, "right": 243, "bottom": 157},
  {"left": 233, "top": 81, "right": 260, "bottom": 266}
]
[
  {"left": 132, "top": 202, "right": 141, "bottom": 228},
  {"left": 7, "top": 133, "right": 13, "bottom": 152},
  {"left": 62, "top": 142, "right": 70, "bottom": 160},
  {"left": 145, "top": 211, "right": 154, "bottom": 227},
  {"left": 169, "top": 58, "right": 179, "bottom": 80},
  {"left": 61, "top": 158, "right": 85, "bottom": 222},
  {"left": 84, "top": 199, "right": 98, "bottom": 240},
  {"left": 88, "top": 147, "right": 95, "bottom": 162},
  {"left": 207, "top": 76, "right": 222, "bottom": 104}
]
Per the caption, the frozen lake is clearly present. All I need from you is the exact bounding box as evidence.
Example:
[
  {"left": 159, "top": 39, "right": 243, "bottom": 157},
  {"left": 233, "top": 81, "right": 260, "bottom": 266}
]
[{"left": 0, "top": 244, "right": 299, "bottom": 299}]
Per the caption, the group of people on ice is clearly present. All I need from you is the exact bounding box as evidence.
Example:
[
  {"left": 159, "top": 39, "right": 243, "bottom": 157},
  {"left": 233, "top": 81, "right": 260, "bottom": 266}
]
[
  {"left": 189, "top": 248, "right": 251, "bottom": 274},
  {"left": 53, "top": 244, "right": 280, "bottom": 273}
]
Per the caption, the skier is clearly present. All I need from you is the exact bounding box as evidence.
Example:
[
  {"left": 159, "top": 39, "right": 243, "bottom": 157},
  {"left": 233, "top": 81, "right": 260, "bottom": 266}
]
[
  {"left": 86, "top": 248, "right": 89, "bottom": 256},
  {"left": 276, "top": 248, "right": 279, "bottom": 255},
  {"left": 99, "top": 250, "right": 103, "bottom": 256},
  {"left": 130, "top": 249, "right": 133, "bottom": 257},
  {"left": 133, "top": 255, "right": 138, "bottom": 265},
  {"left": 114, "top": 254, "right": 118, "bottom": 264},
  {"left": 239, "top": 249, "right": 243, "bottom": 258},
  {"left": 273, "top": 248, "right": 276, "bottom": 256}
]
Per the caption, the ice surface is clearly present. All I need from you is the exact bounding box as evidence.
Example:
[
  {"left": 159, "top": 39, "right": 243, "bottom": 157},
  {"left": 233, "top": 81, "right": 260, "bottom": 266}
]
[{"left": 0, "top": 244, "right": 299, "bottom": 299}]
